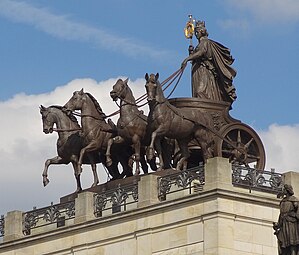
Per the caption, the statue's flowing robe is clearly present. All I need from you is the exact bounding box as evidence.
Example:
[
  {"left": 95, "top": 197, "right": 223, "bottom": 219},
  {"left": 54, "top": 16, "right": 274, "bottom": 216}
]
[
  {"left": 191, "top": 37, "right": 237, "bottom": 103},
  {"left": 278, "top": 195, "right": 299, "bottom": 248}
]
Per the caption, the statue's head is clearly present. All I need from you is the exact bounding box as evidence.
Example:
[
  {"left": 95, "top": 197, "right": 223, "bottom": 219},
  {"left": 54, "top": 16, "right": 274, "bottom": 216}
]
[
  {"left": 283, "top": 184, "right": 294, "bottom": 196},
  {"left": 195, "top": 20, "right": 208, "bottom": 38}
]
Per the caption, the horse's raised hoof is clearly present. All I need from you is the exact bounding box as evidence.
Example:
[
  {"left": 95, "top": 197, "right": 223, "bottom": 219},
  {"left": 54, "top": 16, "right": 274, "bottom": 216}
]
[{"left": 43, "top": 177, "right": 50, "bottom": 187}]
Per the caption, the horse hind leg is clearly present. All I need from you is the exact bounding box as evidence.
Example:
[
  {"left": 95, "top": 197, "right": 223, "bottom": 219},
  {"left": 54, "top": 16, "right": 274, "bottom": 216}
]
[{"left": 176, "top": 139, "right": 190, "bottom": 171}]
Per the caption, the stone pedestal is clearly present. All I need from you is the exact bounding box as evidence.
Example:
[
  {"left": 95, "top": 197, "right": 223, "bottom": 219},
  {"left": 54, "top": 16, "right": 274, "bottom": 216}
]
[
  {"left": 137, "top": 174, "right": 159, "bottom": 208},
  {"left": 3, "top": 210, "right": 23, "bottom": 242},
  {"left": 204, "top": 157, "right": 233, "bottom": 191},
  {"left": 74, "top": 191, "right": 95, "bottom": 224}
]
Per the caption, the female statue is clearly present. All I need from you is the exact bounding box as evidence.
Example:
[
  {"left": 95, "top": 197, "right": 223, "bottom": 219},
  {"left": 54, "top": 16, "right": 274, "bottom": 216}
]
[{"left": 181, "top": 20, "right": 237, "bottom": 105}]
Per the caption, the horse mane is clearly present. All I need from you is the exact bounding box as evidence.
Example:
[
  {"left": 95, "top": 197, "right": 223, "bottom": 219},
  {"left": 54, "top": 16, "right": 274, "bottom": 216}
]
[
  {"left": 85, "top": 92, "right": 106, "bottom": 119},
  {"left": 49, "top": 105, "right": 79, "bottom": 125}
]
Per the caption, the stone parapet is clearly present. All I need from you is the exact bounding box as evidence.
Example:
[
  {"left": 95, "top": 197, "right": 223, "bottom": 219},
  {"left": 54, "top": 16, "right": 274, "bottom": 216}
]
[{"left": 0, "top": 157, "right": 290, "bottom": 254}]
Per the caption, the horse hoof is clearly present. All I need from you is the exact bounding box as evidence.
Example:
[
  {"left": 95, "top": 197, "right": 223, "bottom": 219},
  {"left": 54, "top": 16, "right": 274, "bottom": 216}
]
[
  {"left": 43, "top": 178, "right": 50, "bottom": 187},
  {"left": 106, "top": 158, "right": 113, "bottom": 167},
  {"left": 75, "top": 187, "right": 83, "bottom": 193},
  {"left": 146, "top": 148, "right": 154, "bottom": 161},
  {"left": 134, "top": 171, "right": 140, "bottom": 176},
  {"left": 91, "top": 182, "right": 98, "bottom": 188}
]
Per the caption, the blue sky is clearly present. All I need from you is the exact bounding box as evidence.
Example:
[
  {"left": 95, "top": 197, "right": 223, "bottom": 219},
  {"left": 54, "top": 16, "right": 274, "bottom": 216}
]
[
  {"left": 0, "top": 0, "right": 299, "bottom": 214},
  {"left": 1, "top": 0, "right": 298, "bottom": 128}
]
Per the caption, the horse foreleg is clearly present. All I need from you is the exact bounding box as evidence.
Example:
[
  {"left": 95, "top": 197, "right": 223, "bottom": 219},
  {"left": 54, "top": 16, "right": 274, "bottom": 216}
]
[
  {"left": 106, "top": 138, "right": 114, "bottom": 166},
  {"left": 147, "top": 130, "right": 158, "bottom": 161},
  {"left": 78, "top": 143, "right": 99, "bottom": 174},
  {"left": 106, "top": 136, "right": 125, "bottom": 166},
  {"left": 91, "top": 163, "right": 99, "bottom": 187},
  {"left": 133, "top": 140, "right": 142, "bottom": 176},
  {"left": 71, "top": 161, "right": 82, "bottom": 193},
  {"left": 42, "top": 156, "right": 67, "bottom": 187},
  {"left": 154, "top": 138, "right": 165, "bottom": 170}
]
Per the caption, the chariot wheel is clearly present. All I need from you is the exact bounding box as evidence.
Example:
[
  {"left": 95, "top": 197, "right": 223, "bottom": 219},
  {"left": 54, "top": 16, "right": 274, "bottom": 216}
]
[{"left": 215, "top": 123, "right": 266, "bottom": 170}]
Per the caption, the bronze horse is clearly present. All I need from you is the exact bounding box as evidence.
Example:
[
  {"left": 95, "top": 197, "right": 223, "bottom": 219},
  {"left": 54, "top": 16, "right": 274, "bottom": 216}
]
[
  {"left": 106, "top": 78, "right": 157, "bottom": 175},
  {"left": 40, "top": 105, "right": 101, "bottom": 192},
  {"left": 63, "top": 89, "right": 133, "bottom": 178},
  {"left": 145, "top": 73, "right": 213, "bottom": 170}
]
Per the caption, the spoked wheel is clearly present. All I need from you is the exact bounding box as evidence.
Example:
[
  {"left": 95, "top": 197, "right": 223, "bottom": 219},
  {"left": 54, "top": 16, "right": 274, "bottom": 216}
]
[{"left": 215, "top": 123, "right": 266, "bottom": 170}]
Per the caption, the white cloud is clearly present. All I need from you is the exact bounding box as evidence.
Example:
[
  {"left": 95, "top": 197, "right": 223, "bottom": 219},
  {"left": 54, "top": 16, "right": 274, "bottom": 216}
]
[
  {"left": 259, "top": 124, "right": 299, "bottom": 172},
  {"left": 0, "top": 0, "right": 170, "bottom": 59},
  {"left": 0, "top": 77, "right": 147, "bottom": 214}
]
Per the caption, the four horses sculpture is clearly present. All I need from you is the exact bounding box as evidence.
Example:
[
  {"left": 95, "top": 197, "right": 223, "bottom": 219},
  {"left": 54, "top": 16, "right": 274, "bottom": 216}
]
[
  {"left": 40, "top": 105, "right": 101, "bottom": 192},
  {"left": 106, "top": 78, "right": 157, "bottom": 175},
  {"left": 41, "top": 76, "right": 214, "bottom": 191},
  {"left": 63, "top": 89, "right": 133, "bottom": 179},
  {"left": 145, "top": 73, "right": 213, "bottom": 170}
]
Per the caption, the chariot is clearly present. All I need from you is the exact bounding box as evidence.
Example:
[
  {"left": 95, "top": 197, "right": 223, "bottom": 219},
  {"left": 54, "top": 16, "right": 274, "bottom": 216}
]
[{"left": 169, "top": 97, "right": 266, "bottom": 170}]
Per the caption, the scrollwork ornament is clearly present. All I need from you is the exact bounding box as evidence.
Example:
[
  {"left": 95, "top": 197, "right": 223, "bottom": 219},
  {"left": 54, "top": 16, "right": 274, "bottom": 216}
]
[
  {"left": 159, "top": 177, "right": 171, "bottom": 199},
  {"left": 23, "top": 210, "right": 38, "bottom": 235},
  {"left": 132, "top": 185, "right": 138, "bottom": 202},
  {"left": 256, "top": 174, "right": 266, "bottom": 187},
  {"left": 269, "top": 173, "right": 283, "bottom": 190},
  {"left": 232, "top": 165, "right": 242, "bottom": 183},
  {"left": 111, "top": 185, "right": 128, "bottom": 206},
  {"left": 66, "top": 201, "right": 75, "bottom": 218},
  {"left": 94, "top": 193, "right": 107, "bottom": 213},
  {"left": 43, "top": 202, "right": 60, "bottom": 223},
  {"left": 176, "top": 170, "right": 195, "bottom": 188}
]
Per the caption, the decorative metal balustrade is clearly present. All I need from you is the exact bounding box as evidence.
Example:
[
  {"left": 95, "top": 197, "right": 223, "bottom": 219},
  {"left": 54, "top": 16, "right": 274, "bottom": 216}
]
[
  {"left": 23, "top": 201, "right": 75, "bottom": 236},
  {"left": 232, "top": 164, "right": 284, "bottom": 193},
  {"left": 157, "top": 164, "right": 205, "bottom": 201},
  {"left": 94, "top": 183, "right": 138, "bottom": 218},
  {"left": 0, "top": 215, "right": 4, "bottom": 238}
]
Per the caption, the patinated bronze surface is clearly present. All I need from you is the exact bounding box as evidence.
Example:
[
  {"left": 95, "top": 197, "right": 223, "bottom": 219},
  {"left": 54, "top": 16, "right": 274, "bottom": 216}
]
[
  {"left": 106, "top": 78, "right": 157, "bottom": 175},
  {"left": 63, "top": 89, "right": 134, "bottom": 180},
  {"left": 40, "top": 105, "right": 100, "bottom": 192},
  {"left": 40, "top": 16, "right": 267, "bottom": 191},
  {"left": 181, "top": 20, "right": 236, "bottom": 104},
  {"left": 145, "top": 73, "right": 213, "bottom": 170},
  {"left": 274, "top": 184, "right": 299, "bottom": 255}
]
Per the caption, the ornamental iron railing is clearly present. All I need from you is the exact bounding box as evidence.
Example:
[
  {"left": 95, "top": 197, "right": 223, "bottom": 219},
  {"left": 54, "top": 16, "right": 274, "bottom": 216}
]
[
  {"left": 232, "top": 164, "right": 283, "bottom": 193},
  {"left": 94, "top": 182, "right": 138, "bottom": 218},
  {"left": 157, "top": 164, "right": 205, "bottom": 201},
  {"left": 0, "top": 215, "right": 4, "bottom": 238},
  {"left": 22, "top": 201, "right": 75, "bottom": 236}
]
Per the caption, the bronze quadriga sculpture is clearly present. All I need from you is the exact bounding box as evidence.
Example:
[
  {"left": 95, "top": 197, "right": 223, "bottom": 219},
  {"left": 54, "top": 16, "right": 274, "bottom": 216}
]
[{"left": 40, "top": 15, "right": 266, "bottom": 191}]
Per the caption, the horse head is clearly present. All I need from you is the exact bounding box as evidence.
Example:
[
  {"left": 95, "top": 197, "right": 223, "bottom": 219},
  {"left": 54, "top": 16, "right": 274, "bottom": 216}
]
[
  {"left": 64, "top": 88, "right": 85, "bottom": 112},
  {"left": 145, "top": 73, "right": 160, "bottom": 102},
  {"left": 110, "top": 78, "right": 129, "bottom": 101},
  {"left": 40, "top": 105, "right": 55, "bottom": 134}
]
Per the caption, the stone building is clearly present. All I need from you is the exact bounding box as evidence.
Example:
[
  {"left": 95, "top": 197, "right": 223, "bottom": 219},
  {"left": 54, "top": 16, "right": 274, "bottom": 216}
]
[{"left": 0, "top": 157, "right": 293, "bottom": 255}]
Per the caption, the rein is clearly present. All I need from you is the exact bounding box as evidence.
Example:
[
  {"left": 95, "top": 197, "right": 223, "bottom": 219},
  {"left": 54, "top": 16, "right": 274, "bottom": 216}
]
[{"left": 53, "top": 127, "right": 81, "bottom": 132}]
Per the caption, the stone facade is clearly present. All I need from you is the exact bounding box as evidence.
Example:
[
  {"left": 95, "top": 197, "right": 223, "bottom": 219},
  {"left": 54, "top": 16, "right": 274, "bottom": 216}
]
[{"left": 0, "top": 157, "right": 291, "bottom": 255}]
